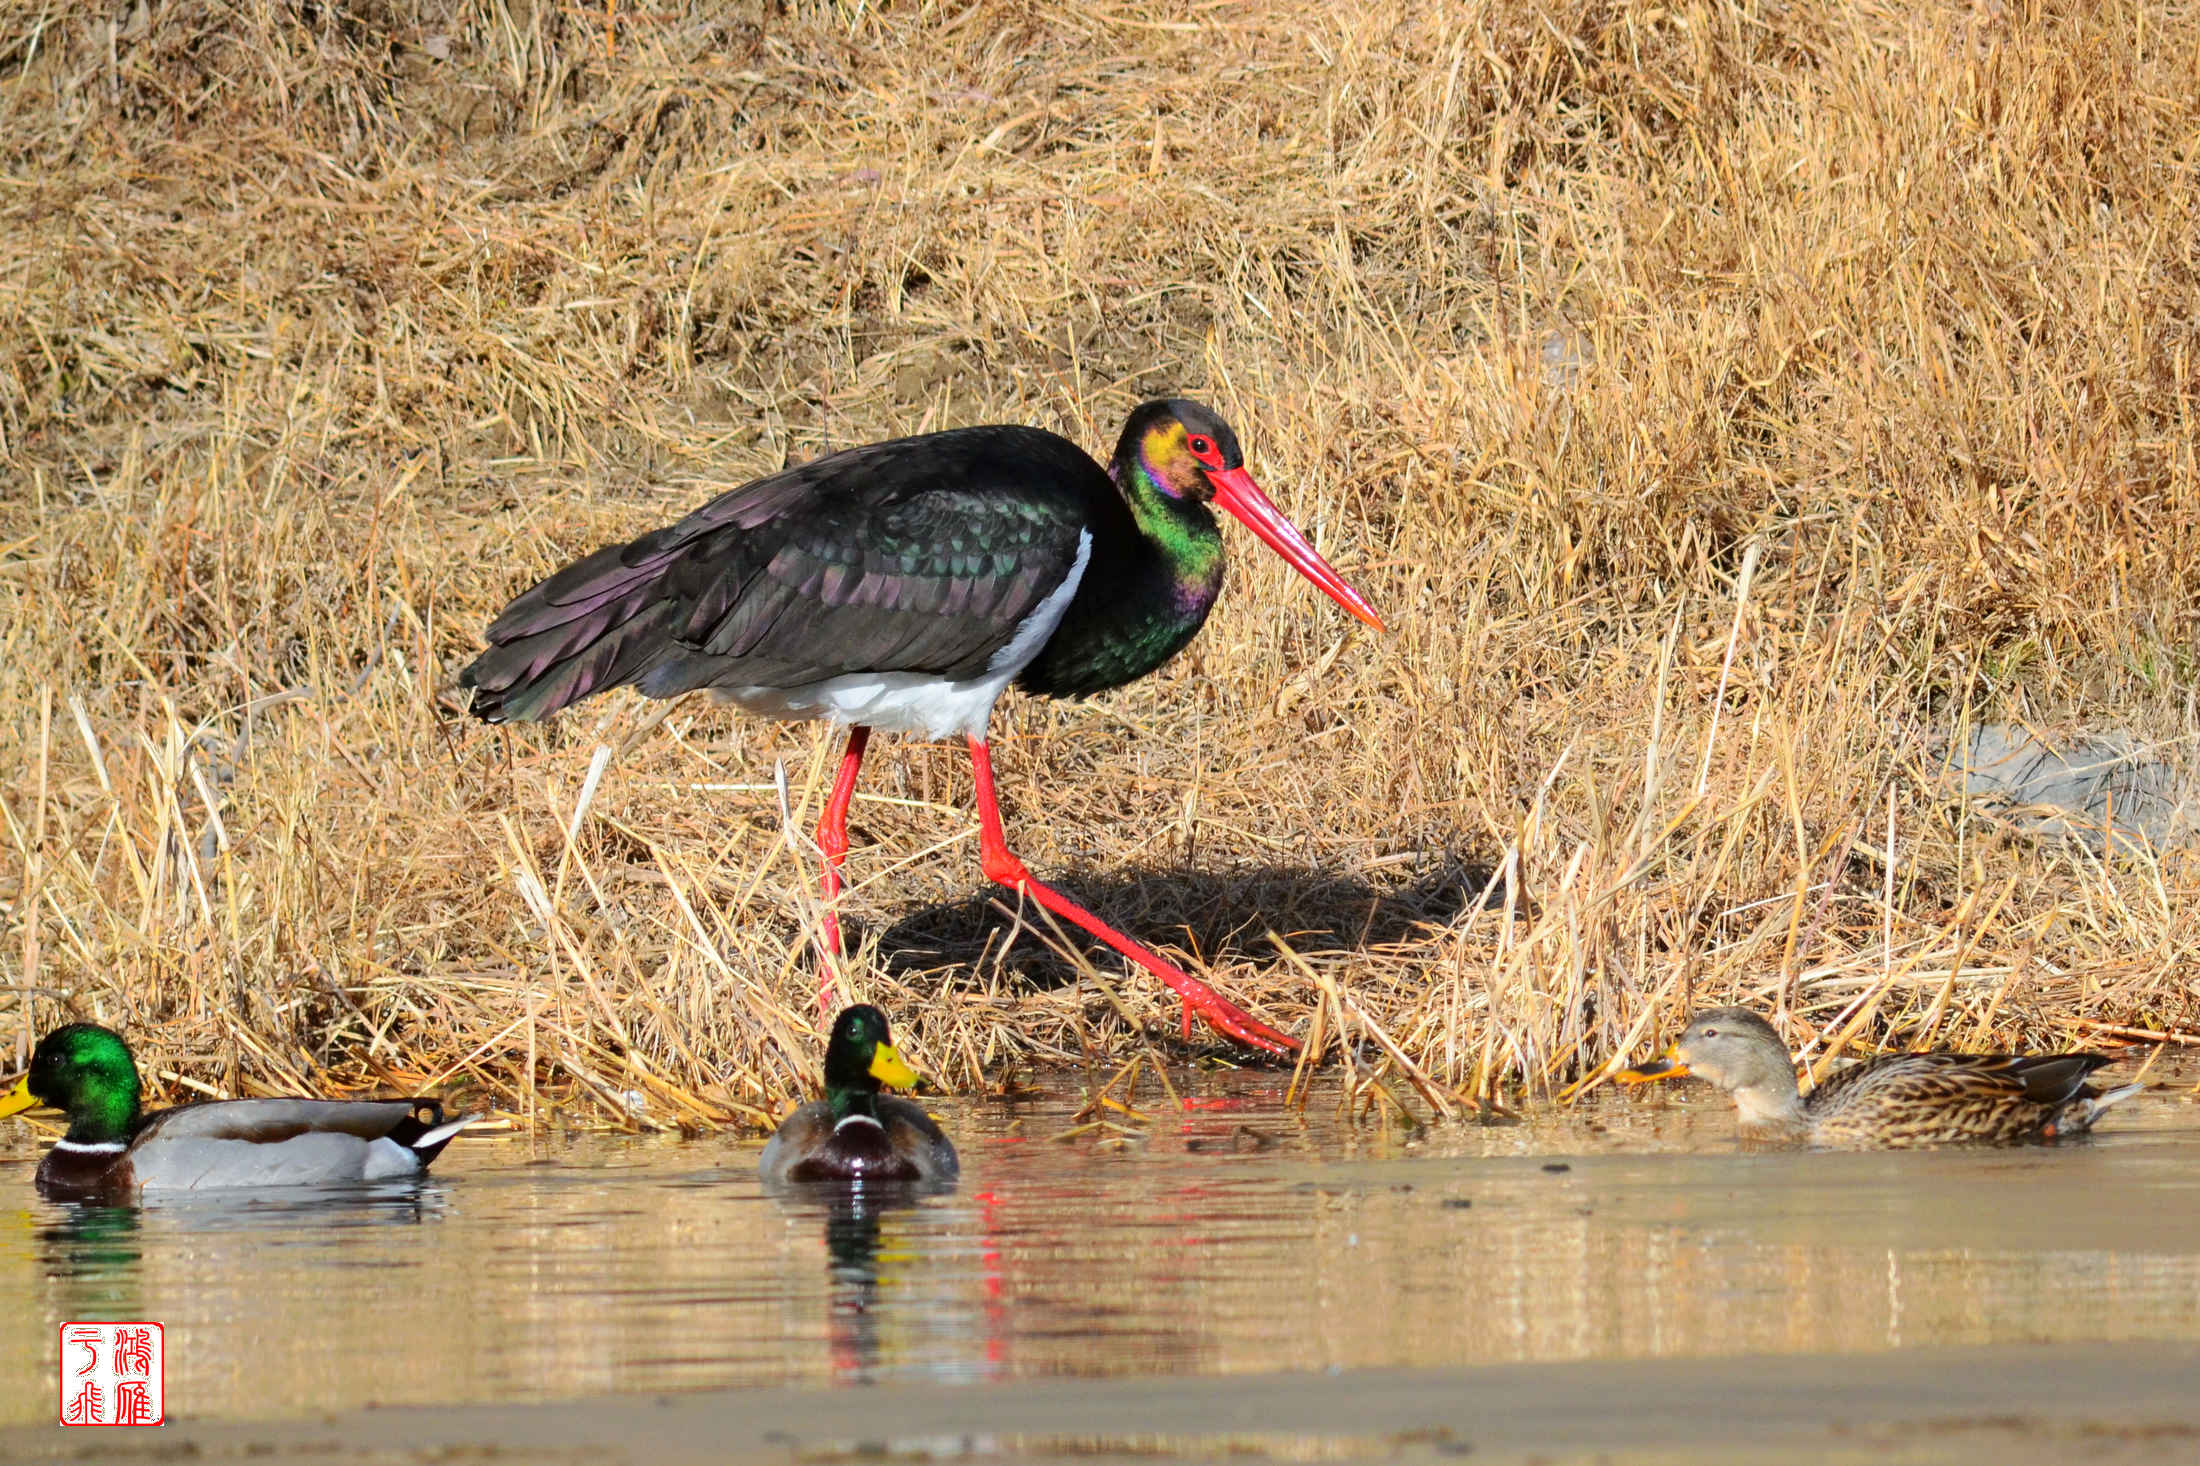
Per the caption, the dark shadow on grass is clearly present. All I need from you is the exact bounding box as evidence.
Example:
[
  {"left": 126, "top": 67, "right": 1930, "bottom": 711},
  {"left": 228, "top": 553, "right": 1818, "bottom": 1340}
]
[{"left": 864, "top": 854, "right": 1497, "bottom": 988}]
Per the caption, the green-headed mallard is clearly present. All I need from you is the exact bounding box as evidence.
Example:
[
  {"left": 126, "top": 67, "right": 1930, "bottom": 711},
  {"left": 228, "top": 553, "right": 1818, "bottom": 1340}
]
[
  {"left": 760, "top": 1005, "right": 958, "bottom": 1185},
  {"left": 1615, "top": 1006, "right": 2140, "bottom": 1147},
  {"left": 0, "top": 1023, "right": 478, "bottom": 1201}
]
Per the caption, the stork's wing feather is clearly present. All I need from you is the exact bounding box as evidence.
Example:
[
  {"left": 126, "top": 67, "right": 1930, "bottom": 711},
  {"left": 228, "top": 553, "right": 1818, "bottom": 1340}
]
[
  {"left": 650, "top": 489, "right": 1084, "bottom": 690},
  {"left": 460, "top": 426, "right": 1100, "bottom": 722}
]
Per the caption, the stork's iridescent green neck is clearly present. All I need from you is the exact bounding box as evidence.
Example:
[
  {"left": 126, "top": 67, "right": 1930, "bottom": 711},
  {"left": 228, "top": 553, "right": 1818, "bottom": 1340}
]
[{"left": 1015, "top": 417, "right": 1226, "bottom": 698}]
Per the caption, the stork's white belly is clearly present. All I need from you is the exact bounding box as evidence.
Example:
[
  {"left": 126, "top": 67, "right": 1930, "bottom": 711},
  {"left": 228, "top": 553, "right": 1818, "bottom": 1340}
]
[{"left": 715, "top": 531, "right": 1091, "bottom": 739}]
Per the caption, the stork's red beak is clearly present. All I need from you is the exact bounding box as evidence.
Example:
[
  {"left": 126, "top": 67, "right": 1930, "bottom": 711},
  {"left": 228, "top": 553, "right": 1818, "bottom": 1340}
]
[{"left": 1206, "top": 467, "right": 1385, "bottom": 631}]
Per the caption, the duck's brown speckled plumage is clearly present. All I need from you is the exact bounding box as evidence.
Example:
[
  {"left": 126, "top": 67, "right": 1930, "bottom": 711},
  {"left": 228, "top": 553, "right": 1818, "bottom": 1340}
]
[
  {"left": 1618, "top": 1007, "right": 2140, "bottom": 1148},
  {"left": 1800, "top": 1049, "right": 2128, "bottom": 1146}
]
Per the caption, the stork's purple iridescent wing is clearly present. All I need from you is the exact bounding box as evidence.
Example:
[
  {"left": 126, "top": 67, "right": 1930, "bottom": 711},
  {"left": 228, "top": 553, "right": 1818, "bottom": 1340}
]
[{"left": 460, "top": 428, "right": 1092, "bottom": 723}]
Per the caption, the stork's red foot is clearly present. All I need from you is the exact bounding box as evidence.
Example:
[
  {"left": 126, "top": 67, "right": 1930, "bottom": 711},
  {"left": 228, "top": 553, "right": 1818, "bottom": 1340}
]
[
  {"left": 1158, "top": 964, "right": 1300, "bottom": 1057},
  {"left": 999, "top": 869, "right": 1298, "bottom": 1056},
  {"left": 1028, "top": 887, "right": 1298, "bottom": 1056},
  {"left": 969, "top": 738, "right": 1297, "bottom": 1057}
]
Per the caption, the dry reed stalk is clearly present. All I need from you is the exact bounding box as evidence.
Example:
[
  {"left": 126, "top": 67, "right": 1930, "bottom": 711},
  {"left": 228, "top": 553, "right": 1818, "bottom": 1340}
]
[{"left": 5, "top": 0, "right": 2200, "bottom": 1139}]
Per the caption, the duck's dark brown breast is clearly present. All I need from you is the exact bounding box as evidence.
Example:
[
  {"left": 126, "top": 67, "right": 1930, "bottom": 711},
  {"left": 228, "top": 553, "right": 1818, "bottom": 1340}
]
[
  {"left": 35, "top": 1144, "right": 137, "bottom": 1203},
  {"left": 784, "top": 1120, "right": 923, "bottom": 1183}
]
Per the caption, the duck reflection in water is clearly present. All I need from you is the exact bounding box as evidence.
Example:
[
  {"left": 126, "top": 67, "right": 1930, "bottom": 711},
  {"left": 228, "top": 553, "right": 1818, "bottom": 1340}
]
[
  {"left": 34, "top": 1204, "right": 144, "bottom": 1320},
  {"left": 757, "top": 1176, "right": 968, "bottom": 1384},
  {"left": 29, "top": 1181, "right": 450, "bottom": 1315},
  {"left": 820, "top": 1185, "right": 921, "bottom": 1383}
]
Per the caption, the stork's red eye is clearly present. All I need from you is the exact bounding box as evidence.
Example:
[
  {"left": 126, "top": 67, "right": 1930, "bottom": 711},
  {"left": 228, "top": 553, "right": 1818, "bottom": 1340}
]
[{"left": 1188, "top": 435, "right": 1218, "bottom": 462}]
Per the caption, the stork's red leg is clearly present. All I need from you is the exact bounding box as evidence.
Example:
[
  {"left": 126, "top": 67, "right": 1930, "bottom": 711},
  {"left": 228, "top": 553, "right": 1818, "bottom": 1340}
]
[
  {"left": 966, "top": 736, "right": 1299, "bottom": 1056},
  {"left": 813, "top": 725, "right": 871, "bottom": 1014}
]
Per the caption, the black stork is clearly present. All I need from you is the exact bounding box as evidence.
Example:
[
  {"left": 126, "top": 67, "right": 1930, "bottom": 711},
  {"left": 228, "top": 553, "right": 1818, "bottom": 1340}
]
[{"left": 459, "top": 399, "right": 1382, "bottom": 1055}]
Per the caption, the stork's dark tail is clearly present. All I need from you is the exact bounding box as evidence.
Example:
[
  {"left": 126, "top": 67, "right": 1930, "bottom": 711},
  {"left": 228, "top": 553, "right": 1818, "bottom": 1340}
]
[{"left": 458, "top": 538, "right": 685, "bottom": 723}]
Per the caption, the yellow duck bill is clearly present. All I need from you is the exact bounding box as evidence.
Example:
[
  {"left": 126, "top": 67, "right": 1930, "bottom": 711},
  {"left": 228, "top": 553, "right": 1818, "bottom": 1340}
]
[
  {"left": 867, "top": 1042, "right": 921, "bottom": 1091},
  {"left": 0, "top": 1074, "right": 41, "bottom": 1118}
]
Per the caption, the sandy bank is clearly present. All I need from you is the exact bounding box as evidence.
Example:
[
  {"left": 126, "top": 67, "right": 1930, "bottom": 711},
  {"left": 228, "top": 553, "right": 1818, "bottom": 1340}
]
[{"left": 7, "top": 1342, "right": 2196, "bottom": 1466}]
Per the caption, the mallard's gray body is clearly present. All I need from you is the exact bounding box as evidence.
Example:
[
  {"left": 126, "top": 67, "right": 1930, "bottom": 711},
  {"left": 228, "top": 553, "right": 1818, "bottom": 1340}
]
[{"left": 108, "top": 1099, "right": 474, "bottom": 1191}]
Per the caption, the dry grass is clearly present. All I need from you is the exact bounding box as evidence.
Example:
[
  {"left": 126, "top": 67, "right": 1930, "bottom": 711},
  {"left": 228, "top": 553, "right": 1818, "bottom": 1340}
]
[{"left": 5, "top": 0, "right": 2200, "bottom": 1132}]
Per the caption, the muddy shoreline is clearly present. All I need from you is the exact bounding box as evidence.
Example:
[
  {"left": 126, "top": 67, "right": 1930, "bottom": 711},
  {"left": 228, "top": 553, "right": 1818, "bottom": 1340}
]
[{"left": 7, "top": 1343, "right": 2197, "bottom": 1465}]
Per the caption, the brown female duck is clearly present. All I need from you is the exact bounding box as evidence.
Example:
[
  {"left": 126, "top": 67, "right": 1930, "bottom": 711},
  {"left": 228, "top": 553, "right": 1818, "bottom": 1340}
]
[{"left": 1616, "top": 1006, "right": 2140, "bottom": 1147}]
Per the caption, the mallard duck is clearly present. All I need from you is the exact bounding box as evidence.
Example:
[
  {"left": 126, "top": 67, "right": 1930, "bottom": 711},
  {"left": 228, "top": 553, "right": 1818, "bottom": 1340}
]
[
  {"left": 1615, "top": 1006, "right": 2141, "bottom": 1147},
  {"left": 0, "top": 1023, "right": 478, "bottom": 1201},
  {"left": 760, "top": 1005, "right": 958, "bottom": 1185}
]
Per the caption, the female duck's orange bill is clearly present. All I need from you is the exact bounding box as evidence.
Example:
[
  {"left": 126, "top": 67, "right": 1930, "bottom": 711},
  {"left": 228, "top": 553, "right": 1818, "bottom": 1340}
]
[{"left": 1614, "top": 1047, "right": 1691, "bottom": 1084}]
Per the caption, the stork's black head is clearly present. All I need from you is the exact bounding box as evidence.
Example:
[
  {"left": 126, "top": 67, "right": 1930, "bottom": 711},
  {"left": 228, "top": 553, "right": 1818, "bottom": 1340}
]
[
  {"left": 1110, "top": 398, "right": 1246, "bottom": 502},
  {"left": 1107, "top": 398, "right": 1384, "bottom": 632}
]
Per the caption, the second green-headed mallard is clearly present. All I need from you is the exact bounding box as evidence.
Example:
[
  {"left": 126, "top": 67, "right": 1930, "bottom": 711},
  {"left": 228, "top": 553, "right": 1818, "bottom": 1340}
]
[
  {"left": 1616, "top": 1006, "right": 2140, "bottom": 1147},
  {"left": 0, "top": 1023, "right": 478, "bottom": 1202},
  {"left": 760, "top": 1005, "right": 958, "bottom": 1185}
]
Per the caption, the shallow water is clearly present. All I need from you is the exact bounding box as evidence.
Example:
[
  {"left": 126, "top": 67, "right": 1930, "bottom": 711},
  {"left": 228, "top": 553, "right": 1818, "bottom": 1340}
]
[{"left": 2, "top": 1064, "right": 2198, "bottom": 1425}]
